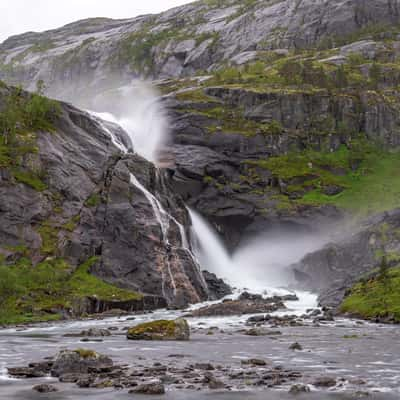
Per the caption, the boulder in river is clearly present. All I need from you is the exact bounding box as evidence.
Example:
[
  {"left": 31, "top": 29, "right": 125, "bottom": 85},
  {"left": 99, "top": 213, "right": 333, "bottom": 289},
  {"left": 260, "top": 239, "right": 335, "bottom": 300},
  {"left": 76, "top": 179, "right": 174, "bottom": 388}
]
[
  {"left": 51, "top": 349, "right": 113, "bottom": 377},
  {"left": 127, "top": 318, "right": 190, "bottom": 341},
  {"left": 186, "top": 294, "right": 286, "bottom": 317},
  {"left": 32, "top": 384, "right": 59, "bottom": 393},
  {"left": 129, "top": 381, "right": 165, "bottom": 394}
]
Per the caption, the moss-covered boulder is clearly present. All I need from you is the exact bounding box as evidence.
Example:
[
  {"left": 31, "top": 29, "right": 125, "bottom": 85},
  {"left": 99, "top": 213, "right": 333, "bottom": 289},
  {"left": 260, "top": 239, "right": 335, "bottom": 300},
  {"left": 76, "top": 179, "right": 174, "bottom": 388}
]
[
  {"left": 126, "top": 318, "right": 190, "bottom": 341},
  {"left": 51, "top": 349, "right": 113, "bottom": 377}
]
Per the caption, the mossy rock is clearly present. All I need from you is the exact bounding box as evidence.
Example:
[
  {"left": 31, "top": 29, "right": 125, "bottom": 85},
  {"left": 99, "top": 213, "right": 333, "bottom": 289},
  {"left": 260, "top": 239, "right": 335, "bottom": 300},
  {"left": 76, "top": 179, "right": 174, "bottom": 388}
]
[{"left": 126, "top": 318, "right": 190, "bottom": 341}]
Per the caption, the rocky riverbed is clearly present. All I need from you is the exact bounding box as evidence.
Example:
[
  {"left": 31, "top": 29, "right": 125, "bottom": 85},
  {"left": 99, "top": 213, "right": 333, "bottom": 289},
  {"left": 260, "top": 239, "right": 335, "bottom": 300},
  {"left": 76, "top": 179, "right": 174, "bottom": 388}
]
[{"left": 1, "top": 293, "right": 399, "bottom": 400}]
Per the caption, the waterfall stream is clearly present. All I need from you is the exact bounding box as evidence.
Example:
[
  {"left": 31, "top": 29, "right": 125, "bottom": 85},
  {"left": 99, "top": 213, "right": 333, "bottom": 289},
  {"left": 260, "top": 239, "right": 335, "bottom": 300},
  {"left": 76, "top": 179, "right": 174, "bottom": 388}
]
[{"left": 90, "top": 82, "right": 325, "bottom": 311}]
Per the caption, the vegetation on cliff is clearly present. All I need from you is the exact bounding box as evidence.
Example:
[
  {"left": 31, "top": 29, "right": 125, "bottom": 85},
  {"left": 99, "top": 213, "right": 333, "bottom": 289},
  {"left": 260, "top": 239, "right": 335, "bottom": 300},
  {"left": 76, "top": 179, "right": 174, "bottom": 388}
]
[
  {"left": 0, "top": 257, "right": 142, "bottom": 325},
  {"left": 341, "top": 260, "right": 400, "bottom": 322}
]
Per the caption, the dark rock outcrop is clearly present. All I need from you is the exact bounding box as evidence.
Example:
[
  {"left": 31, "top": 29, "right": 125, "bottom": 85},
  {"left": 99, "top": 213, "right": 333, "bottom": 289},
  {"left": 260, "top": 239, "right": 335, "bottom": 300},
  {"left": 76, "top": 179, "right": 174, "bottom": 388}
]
[
  {"left": 51, "top": 350, "right": 113, "bottom": 377},
  {"left": 185, "top": 294, "right": 286, "bottom": 317},
  {"left": 292, "top": 209, "right": 400, "bottom": 308},
  {"left": 0, "top": 87, "right": 209, "bottom": 312},
  {"left": 202, "top": 270, "right": 232, "bottom": 300}
]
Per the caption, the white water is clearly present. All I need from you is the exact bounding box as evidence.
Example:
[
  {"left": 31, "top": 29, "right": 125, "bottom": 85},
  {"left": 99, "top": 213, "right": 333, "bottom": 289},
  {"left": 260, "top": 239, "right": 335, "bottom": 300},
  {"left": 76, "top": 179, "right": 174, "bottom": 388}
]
[
  {"left": 129, "top": 173, "right": 171, "bottom": 242},
  {"left": 188, "top": 208, "right": 331, "bottom": 310},
  {"left": 92, "top": 81, "right": 169, "bottom": 163}
]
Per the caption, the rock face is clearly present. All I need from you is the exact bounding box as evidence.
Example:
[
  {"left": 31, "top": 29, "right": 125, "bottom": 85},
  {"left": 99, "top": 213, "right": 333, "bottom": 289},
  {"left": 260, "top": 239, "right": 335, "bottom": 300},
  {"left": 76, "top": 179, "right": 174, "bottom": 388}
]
[
  {"left": 0, "top": 86, "right": 209, "bottom": 313},
  {"left": 127, "top": 318, "right": 190, "bottom": 341},
  {"left": 0, "top": 0, "right": 399, "bottom": 103},
  {"left": 292, "top": 209, "right": 400, "bottom": 308},
  {"left": 51, "top": 349, "right": 113, "bottom": 377},
  {"left": 202, "top": 270, "right": 232, "bottom": 300},
  {"left": 186, "top": 292, "right": 286, "bottom": 317},
  {"left": 157, "top": 66, "right": 400, "bottom": 247}
]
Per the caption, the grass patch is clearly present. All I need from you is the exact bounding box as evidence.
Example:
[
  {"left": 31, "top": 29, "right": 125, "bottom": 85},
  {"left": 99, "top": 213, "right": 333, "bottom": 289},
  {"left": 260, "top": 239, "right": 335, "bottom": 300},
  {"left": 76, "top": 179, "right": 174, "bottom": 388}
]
[
  {"left": 248, "top": 141, "right": 400, "bottom": 217},
  {"left": 69, "top": 257, "right": 142, "bottom": 302},
  {"left": 301, "top": 148, "right": 400, "bottom": 216},
  {"left": 84, "top": 194, "right": 101, "bottom": 208},
  {"left": 13, "top": 169, "right": 47, "bottom": 191},
  {"left": 0, "top": 257, "right": 142, "bottom": 325},
  {"left": 341, "top": 266, "right": 400, "bottom": 322}
]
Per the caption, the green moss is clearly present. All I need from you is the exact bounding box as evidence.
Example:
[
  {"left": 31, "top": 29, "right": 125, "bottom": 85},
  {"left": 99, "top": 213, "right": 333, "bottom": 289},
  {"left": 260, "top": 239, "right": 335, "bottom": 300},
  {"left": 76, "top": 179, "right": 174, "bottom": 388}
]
[
  {"left": 127, "top": 320, "right": 176, "bottom": 337},
  {"left": 301, "top": 148, "right": 400, "bottom": 216},
  {"left": 341, "top": 266, "right": 400, "bottom": 322},
  {"left": 62, "top": 215, "right": 80, "bottom": 232},
  {"left": 85, "top": 193, "right": 101, "bottom": 208},
  {"left": 13, "top": 169, "right": 47, "bottom": 191},
  {"left": 69, "top": 257, "right": 142, "bottom": 302},
  {"left": 74, "top": 349, "right": 98, "bottom": 359},
  {"left": 37, "top": 222, "right": 60, "bottom": 255},
  {"left": 0, "top": 256, "right": 142, "bottom": 325},
  {"left": 175, "top": 89, "right": 215, "bottom": 103},
  {"left": 0, "top": 86, "right": 60, "bottom": 191}
]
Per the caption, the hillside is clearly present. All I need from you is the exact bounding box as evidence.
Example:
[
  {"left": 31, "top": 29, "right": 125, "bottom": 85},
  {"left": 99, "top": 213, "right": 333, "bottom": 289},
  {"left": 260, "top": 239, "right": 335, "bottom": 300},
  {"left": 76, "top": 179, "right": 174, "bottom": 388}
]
[
  {"left": 0, "top": 0, "right": 399, "bottom": 104},
  {"left": 0, "top": 84, "right": 210, "bottom": 324},
  {"left": 1, "top": 0, "right": 400, "bottom": 320}
]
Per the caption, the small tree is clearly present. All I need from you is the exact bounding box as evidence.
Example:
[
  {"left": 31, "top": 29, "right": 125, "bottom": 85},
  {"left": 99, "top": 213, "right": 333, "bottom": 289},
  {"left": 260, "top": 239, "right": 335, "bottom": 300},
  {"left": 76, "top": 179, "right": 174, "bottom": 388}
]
[
  {"left": 378, "top": 255, "right": 391, "bottom": 294},
  {"left": 36, "top": 79, "right": 46, "bottom": 95},
  {"left": 335, "top": 65, "right": 348, "bottom": 88},
  {"left": 369, "top": 63, "right": 382, "bottom": 89},
  {"left": 278, "top": 60, "right": 302, "bottom": 85}
]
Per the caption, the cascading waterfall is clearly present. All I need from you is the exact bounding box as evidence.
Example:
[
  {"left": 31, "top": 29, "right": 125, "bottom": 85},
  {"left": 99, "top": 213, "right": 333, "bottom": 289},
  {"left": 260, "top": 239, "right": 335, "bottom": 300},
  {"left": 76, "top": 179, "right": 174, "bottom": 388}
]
[
  {"left": 89, "top": 82, "right": 208, "bottom": 302},
  {"left": 90, "top": 80, "right": 325, "bottom": 311},
  {"left": 92, "top": 82, "right": 168, "bottom": 163},
  {"left": 188, "top": 208, "right": 330, "bottom": 310}
]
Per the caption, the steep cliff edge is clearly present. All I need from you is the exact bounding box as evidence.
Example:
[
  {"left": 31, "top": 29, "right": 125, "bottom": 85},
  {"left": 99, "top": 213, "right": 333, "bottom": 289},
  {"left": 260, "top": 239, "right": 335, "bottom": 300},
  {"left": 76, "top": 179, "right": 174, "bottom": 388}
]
[{"left": 0, "top": 84, "right": 209, "bottom": 324}]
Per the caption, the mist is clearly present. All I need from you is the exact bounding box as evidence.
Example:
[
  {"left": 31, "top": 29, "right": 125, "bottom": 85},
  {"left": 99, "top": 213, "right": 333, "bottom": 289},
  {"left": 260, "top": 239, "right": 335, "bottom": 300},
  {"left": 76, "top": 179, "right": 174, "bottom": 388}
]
[
  {"left": 90, "top": 81, "right": 170, "bottom": 163},
  {"left": 189, "top": 208, "right": 332, "bottom": 293}
]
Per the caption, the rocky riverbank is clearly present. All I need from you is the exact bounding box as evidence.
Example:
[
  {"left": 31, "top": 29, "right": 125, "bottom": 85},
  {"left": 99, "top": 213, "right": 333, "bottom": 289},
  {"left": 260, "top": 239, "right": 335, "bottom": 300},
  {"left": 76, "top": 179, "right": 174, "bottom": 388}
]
[{"left": 1, "top": 298, "right": 399, "bottom": 399}]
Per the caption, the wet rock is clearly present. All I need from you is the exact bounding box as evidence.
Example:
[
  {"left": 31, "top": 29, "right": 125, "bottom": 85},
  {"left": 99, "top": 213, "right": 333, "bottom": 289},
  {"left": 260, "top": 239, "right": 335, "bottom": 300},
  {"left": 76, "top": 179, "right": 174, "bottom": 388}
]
[
  {"left": 194, "top": 363, "right": 215, "bottom": 370},
  {"left": 8, "top": 367, "right": 47, "bottom": 378},
  {"left": 238, "top": 292, "right": 263, "bottom": 301},
  {"left": 313, "top": 376, "right": 337, "bottom": 387},
  {"left": 59, "top": 373, "right": 82, "bottom": 383},
  {"left": 80, "top": 328, "right": 111, "bottom": 337},
  {"left": 127, "top": 318, "right": 190, "bottom": 341},
  {"left": 246, "top": 315, "right": 266, "bottom": 324},
  {"left": 129, "top": 381, "right": 165, "bottom": 395},
  {"left": 289, "top": 342, "right": 303, "bottom": 351},
  {"left": 186, "top": 296, "right": 285, "bottom": 317},
  {"left": 289, "top": 384, "right": 310, "bottom": 394},
  {"left": 32, "top": 384, "right": 58, "bottom": 393},
  {"left": 202, "top": 270, "right": 232, "bottom": 300},
  {"left": 51, "top": 349, "right": 113, "bottom": 377},
  {"left": 241, "top": 358, "right": 267, "bottom": 366},
  {"left": 203, "top": 372, "right": 226, "bottom": 389},
  {"left": 244, "top": 328, "right": 282, "bottom": 336}
]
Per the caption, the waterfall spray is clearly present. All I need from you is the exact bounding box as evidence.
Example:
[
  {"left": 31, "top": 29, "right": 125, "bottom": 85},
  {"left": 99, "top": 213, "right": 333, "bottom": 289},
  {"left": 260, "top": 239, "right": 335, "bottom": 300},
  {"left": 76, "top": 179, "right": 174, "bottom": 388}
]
[
  {"left": 91, "top": 81, "right": 169, "bottom": 163},
  {"left": 189, "top": 208, "right": 330, "bottom": 295}
]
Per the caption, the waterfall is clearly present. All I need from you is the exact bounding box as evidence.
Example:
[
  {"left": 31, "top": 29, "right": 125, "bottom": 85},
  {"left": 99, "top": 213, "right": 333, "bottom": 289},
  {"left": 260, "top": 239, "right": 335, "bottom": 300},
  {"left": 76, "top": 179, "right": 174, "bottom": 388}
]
[
  {"left": 129, "top": 174, "right": 171, "bottom": 243},
  {"left": 92, "top": 81, "right": 168, "bottom": 163},
  {"left": 188, "top": 208, "right": 233, "bottom": 281},
  {"left": 189, "top": 208, "right": 330, "bottom": 295}
]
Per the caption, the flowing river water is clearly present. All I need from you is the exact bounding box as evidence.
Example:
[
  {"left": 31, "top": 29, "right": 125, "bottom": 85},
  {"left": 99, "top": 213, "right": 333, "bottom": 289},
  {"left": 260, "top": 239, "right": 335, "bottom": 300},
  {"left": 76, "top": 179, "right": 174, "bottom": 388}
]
[{"left": 1, "top": 305, "right": 400, "bottom": 399}]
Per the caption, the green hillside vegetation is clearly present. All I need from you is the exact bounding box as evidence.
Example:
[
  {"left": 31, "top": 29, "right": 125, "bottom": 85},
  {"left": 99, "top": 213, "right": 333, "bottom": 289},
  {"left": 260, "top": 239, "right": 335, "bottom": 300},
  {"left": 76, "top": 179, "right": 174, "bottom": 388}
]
[
  {"left": 0, "top": 85, "right": 60, "bottom": 190},
  {"left": 0, "top": 257, "right": 142, "bottom": 325},
  {"left": 341, "top": 259, "right": 400, "bottom": 322}
]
